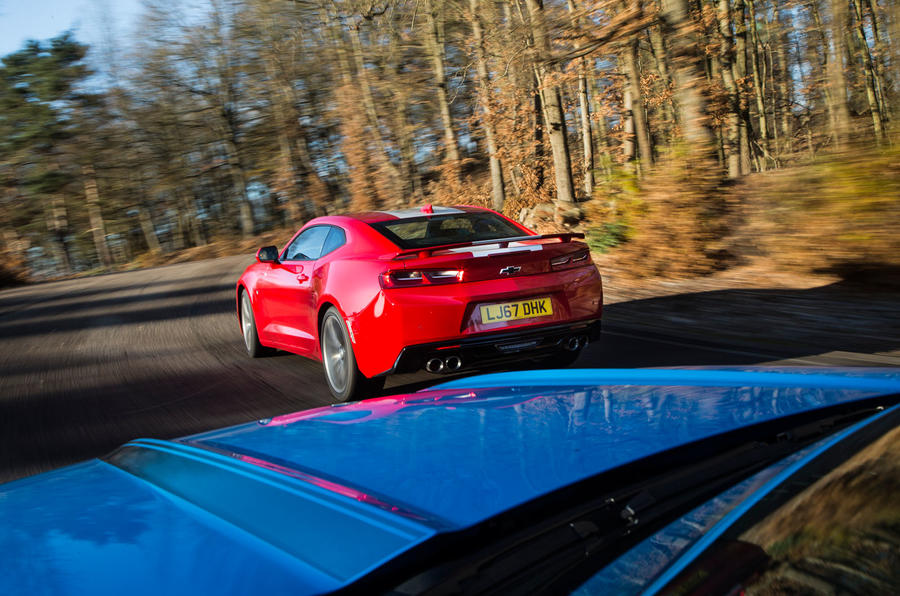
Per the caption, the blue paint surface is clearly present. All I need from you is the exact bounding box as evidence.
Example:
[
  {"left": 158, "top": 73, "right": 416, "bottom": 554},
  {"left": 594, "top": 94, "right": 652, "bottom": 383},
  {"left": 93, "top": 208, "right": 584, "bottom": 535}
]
[
  {"left": 1, "top": 368, "right": 897, "bottom": 595},
  {"left": 0, "top": 460, "right": 341, "bottom": 595},
  {"left": 188, "top": 369, "right": 899, "bottom": 529}
]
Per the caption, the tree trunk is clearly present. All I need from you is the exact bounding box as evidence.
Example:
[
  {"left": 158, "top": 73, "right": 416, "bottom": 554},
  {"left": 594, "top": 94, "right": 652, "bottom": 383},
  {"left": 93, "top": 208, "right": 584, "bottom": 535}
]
[
  {"left": 623, "top": 86, "right": 637, "bottom": 162},
  {"left": 733, "top": 0, "right": 753, "bottom": 173},
  {"left": 392, "top": 95, "right": 424, "bottom": 203},
  {"left": 827, "top": 0, "right": 851, "bottom": 147},
  {"left": 622, "top": 35, "right": 653, "bottom": 167},
  {"left": 138, "top": 205, "right": 161, "bottom": 253},
  {"left": 526, "top": 0, "right": 577, "bottom": 208},
  {"left": 717, "top": 0, "right": 742, "bottom": 178},
  {"left": 747, "top": 0, "right": 769, "bottom": 159},
  {"left": 863, "top": 0, "right": 890, "bottom": 126},
  {"left": 469, "top": 0, "right": 506, "bottom": 210},
  {"left": 385, "top": 25, "right": 424, "bottom": 205},
  {"left": 81, "top": 164, "right": 113, "bottom": 267},
  {"left": 348, "top": 22, "right": 404, "bottom": 198},
  {"left": 260, "top": 50, "right": 302, "bottom": 223},
  {"left": 277, "top": 130, "right": 302, "bottom": 224},
  {"left": 810, "top": 0, "right": 840, "bottom": 148},
  {"left": 424, "top": 0, "right": 462, "bottom": 165},
  {"left": 648, "top": 24, "right": 676, "bottom": 145},
  {"left": 533, "top": 74, "right": 546, "bottom": 193},
  {"left": 775, "top": 6, "right": 793, "bottom": 155},
  {"left": 592, "top": 90, "right": 613, "bottom": 178},
  {"left": 131, "top": 169, "right": 162, "bottom": 252},
  {"left": 567, "top": 0, "right": 595, "bottom": 197},
  {"left": 886, "top": 1, "right": 900, "bottom": 116},
  {"left": 175, "top": 185, "right": 205, "bottom": 248},
  {"left": 577, "top": 68, "right": 595, "bottom": 197},
  {"left": 849, "top": 0, "right": 884, "bottom": 143},
  {"left": 658, "top": 0, "right": 716, "bottom": 153},
  {"left": 223, "top": 136, "right": 255, "bottom": 237},
  {"left": 46, "top": 197, "right": 72, "bottom": 273},
  {"left": 208, "top": 3, "right": 255, "bottom": 237}
]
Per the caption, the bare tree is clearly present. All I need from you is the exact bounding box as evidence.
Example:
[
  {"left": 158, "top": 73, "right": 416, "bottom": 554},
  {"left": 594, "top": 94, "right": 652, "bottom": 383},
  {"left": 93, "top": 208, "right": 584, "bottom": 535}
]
[
  {"left": 526, "top": 0, "right": 577, "bottom": 208},
  {"left": 469, "top": 0, "right": 506, "bottom": 209}
]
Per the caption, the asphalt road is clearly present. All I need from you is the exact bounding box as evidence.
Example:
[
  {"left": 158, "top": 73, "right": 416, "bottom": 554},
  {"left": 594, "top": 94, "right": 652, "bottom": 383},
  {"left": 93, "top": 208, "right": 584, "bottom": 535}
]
[{"left": 0, "top": 256, "right": 891, "bottom": 483}]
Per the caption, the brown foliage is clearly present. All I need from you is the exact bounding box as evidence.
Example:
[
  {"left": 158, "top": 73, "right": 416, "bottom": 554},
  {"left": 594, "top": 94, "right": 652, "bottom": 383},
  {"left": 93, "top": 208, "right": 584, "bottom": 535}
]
[
  {"left": 731, "top": 144, "right": 900, "bottom": 275},
  {"left": 602, "top": 152, "right": 735, "bottom": 278},
  {"left": 603, "top": 143, "right": 900, "bottom": 280},
  {"left": 0, "top": 250, "right": 29, "bottom": 289},
  {"left": 425, "top": 159, "right": 491, "bottom": 208},
  {"left": 335, "top": 82, "right": 393, "bottom": 212}
]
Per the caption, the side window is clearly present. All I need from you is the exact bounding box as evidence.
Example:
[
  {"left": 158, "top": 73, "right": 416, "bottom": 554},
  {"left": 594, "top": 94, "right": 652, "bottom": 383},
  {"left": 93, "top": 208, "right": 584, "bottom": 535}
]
[
  {"left": 320, "top": 226, "right": 346, "bottom": 258},
  {"left": 283, "top": 226, "right": 330, "bottom": 261}
]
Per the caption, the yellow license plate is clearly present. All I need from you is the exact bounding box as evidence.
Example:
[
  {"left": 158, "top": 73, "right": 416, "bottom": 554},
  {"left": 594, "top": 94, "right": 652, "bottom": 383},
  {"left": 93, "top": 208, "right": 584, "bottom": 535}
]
[{"left": 480, "top": 298, "right": 553, "bottom": 323}]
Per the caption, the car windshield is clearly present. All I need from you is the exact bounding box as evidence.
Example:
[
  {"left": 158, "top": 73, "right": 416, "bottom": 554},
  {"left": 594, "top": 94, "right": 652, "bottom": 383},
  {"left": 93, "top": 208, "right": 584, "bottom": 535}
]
[{"left": 369, "top": 213, "right": 524, "bottom": 249}]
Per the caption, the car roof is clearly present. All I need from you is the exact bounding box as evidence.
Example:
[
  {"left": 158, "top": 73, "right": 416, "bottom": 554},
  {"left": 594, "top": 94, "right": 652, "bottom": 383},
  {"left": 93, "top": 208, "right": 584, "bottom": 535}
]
[
  {"left": 3, "top": 368, "right": 898, "bottom": 595},
  {"left": 344, "top": 204, "right": 491, "bottom": 224}
]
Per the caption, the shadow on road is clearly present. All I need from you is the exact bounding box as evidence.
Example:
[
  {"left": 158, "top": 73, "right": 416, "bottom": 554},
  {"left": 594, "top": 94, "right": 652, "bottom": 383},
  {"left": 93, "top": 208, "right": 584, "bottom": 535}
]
[
  {"left": 0, "top": 365, "right": 329, "bottom": 484},
  {"left": 592, "top": 279, "right": 899, "bottom": 366},
  {"left": 0, "top": 273, "right": 231, "bottom": 317},
  {"left": 0, "top": 283, "right": 235, "bottom": 341},
  {"left": 1, "top": 272, "right": 896, "bottom": 484}
]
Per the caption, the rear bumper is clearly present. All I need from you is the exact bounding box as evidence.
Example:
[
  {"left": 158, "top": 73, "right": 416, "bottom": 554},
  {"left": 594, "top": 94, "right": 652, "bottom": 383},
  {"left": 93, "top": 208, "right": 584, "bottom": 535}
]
[
  {"left": 349, "top": 265, "right": 603, "bottom": 378},
  {"left": 387, "top": 319, "right": 601, "bottom": 375}
]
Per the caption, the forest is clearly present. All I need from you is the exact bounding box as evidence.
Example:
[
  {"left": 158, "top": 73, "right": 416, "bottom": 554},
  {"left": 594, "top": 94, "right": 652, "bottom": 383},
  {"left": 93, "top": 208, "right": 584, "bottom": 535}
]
[{"left": 1, "top": 0, "right": 898, "bottom": 283}]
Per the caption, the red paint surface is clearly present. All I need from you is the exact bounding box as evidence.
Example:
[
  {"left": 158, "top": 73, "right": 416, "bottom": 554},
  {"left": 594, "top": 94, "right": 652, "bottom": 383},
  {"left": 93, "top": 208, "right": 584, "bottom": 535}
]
[{"left": 236, "top": 206, "right": 603, "bottom": 378}]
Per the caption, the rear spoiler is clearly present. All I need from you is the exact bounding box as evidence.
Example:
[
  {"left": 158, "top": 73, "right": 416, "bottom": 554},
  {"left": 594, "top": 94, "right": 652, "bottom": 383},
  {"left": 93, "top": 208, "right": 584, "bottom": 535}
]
[{"left": 393, "top": 233, "right": 586, "bottom": 260}]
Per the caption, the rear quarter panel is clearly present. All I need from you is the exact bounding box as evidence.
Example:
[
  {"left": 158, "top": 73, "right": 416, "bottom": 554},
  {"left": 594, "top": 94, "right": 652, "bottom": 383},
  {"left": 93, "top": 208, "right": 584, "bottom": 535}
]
[{"left": 314, "top": 220, "right": 400, "bottom": 366}]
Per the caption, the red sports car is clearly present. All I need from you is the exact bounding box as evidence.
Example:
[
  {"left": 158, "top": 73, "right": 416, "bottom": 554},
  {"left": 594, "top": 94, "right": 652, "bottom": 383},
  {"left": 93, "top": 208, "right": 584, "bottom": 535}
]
[{"left": 236, "top": 205, "right": 603, "bottom": 400}]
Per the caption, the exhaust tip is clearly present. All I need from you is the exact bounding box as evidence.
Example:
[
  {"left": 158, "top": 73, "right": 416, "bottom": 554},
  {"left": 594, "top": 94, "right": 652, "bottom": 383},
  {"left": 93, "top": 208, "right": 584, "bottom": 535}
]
[
  {"left": 425, "top": 358, "right": 445, "bottom": 373},
  {"left": 577, "top": 334, "right": 589, "bottom": 348},
  {"left": 445, "top": 355, "right": 462, "bottom": 372},
  {"left": 565, "top": 336, "right": 581, "bottom": 351}
]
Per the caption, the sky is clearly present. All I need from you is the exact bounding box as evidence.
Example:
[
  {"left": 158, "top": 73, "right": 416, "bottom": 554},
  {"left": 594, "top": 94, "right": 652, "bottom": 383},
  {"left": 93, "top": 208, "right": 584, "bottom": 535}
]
[{"left": 0, "top": 0, "right": 144, "bottom": 57}]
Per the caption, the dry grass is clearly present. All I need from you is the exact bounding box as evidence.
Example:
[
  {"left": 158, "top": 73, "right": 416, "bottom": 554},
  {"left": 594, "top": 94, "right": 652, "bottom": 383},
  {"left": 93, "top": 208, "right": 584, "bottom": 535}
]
[
  {"left": 733, "top": 145, "right": 900, "bottom": 277},
  {"left": 593, "top": 144, "right": 899, "bottom": 282},
  {"left": 0, "top": 250, "right": 29, "bottom": 288},
  {"left": 591, "top": 152, "right": 737, "bottom": 278}
]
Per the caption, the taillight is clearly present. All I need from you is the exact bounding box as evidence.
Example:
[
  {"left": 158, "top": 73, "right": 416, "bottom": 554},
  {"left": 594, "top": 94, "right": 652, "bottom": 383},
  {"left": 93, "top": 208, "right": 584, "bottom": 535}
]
[
  {"left": 550, "top": 250, "right": 591, "bottom": 269},
  {"left": 380, "top": 269, "right": 464, "bottom": 288},
  {"left": 389, "top": 271, "right": 423, "bottom": 284},
  {"left": 428, "top": 269, "right": 464, "bottom": 281}
]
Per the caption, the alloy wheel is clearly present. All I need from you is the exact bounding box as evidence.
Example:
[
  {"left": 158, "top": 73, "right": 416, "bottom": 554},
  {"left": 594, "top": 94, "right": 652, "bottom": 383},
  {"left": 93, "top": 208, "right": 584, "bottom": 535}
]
[
  {"left": 322, "top": 315, "right": 349, "bottom": 395},
  {"left": 241, "top": 294, "right": 254, "bottom": 352}
]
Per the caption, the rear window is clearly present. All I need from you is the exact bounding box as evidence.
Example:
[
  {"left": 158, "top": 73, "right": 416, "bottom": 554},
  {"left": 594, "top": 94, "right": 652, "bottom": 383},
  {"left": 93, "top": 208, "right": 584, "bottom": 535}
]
[{"left": 369, "top": 213, "right": 524, "bottom": 249}]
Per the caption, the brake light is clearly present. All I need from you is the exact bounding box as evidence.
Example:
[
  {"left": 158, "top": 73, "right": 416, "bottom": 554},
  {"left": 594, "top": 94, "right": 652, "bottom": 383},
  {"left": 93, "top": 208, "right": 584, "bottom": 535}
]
[
  {"left": 380, "top": 269, "right": 464, "bottom": 288},
  {"left": 550, "top": 250, "right": 591, "bottom": 269},
  {"left": 390, "top": 271, "right": 423, "bottom": 283}
]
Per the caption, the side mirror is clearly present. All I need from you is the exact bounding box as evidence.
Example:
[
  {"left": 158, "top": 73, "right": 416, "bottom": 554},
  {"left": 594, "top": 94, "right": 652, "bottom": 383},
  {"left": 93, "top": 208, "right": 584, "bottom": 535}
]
[{"left": 256, "top": 245, "right": 279, "bottom": 263}]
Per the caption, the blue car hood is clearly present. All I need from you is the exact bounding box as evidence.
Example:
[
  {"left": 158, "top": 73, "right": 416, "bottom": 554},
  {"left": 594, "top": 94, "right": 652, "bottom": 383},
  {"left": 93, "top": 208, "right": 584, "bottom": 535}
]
[
  {"left": 2, "top": 369, "right": 898, "bottom": 595},
  {"left": 189, "top": 369, "right": 899, "bottom": 528}
]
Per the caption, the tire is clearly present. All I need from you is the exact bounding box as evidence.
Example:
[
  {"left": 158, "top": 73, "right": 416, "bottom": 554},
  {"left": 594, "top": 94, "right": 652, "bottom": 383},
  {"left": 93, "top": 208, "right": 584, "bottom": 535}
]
[
  {"left": 320, "top": 307, "right": 385, "bottom": 402},
  {"left": 240, "top": 291, "right": 272, "bottom": 358}
]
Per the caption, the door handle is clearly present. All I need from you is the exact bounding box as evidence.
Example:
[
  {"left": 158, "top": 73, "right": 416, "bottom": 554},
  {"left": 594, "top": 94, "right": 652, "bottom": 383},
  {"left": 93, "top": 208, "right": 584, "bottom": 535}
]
[{"left": 297, "top": 274, "right": 309, "bottom": 283}]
